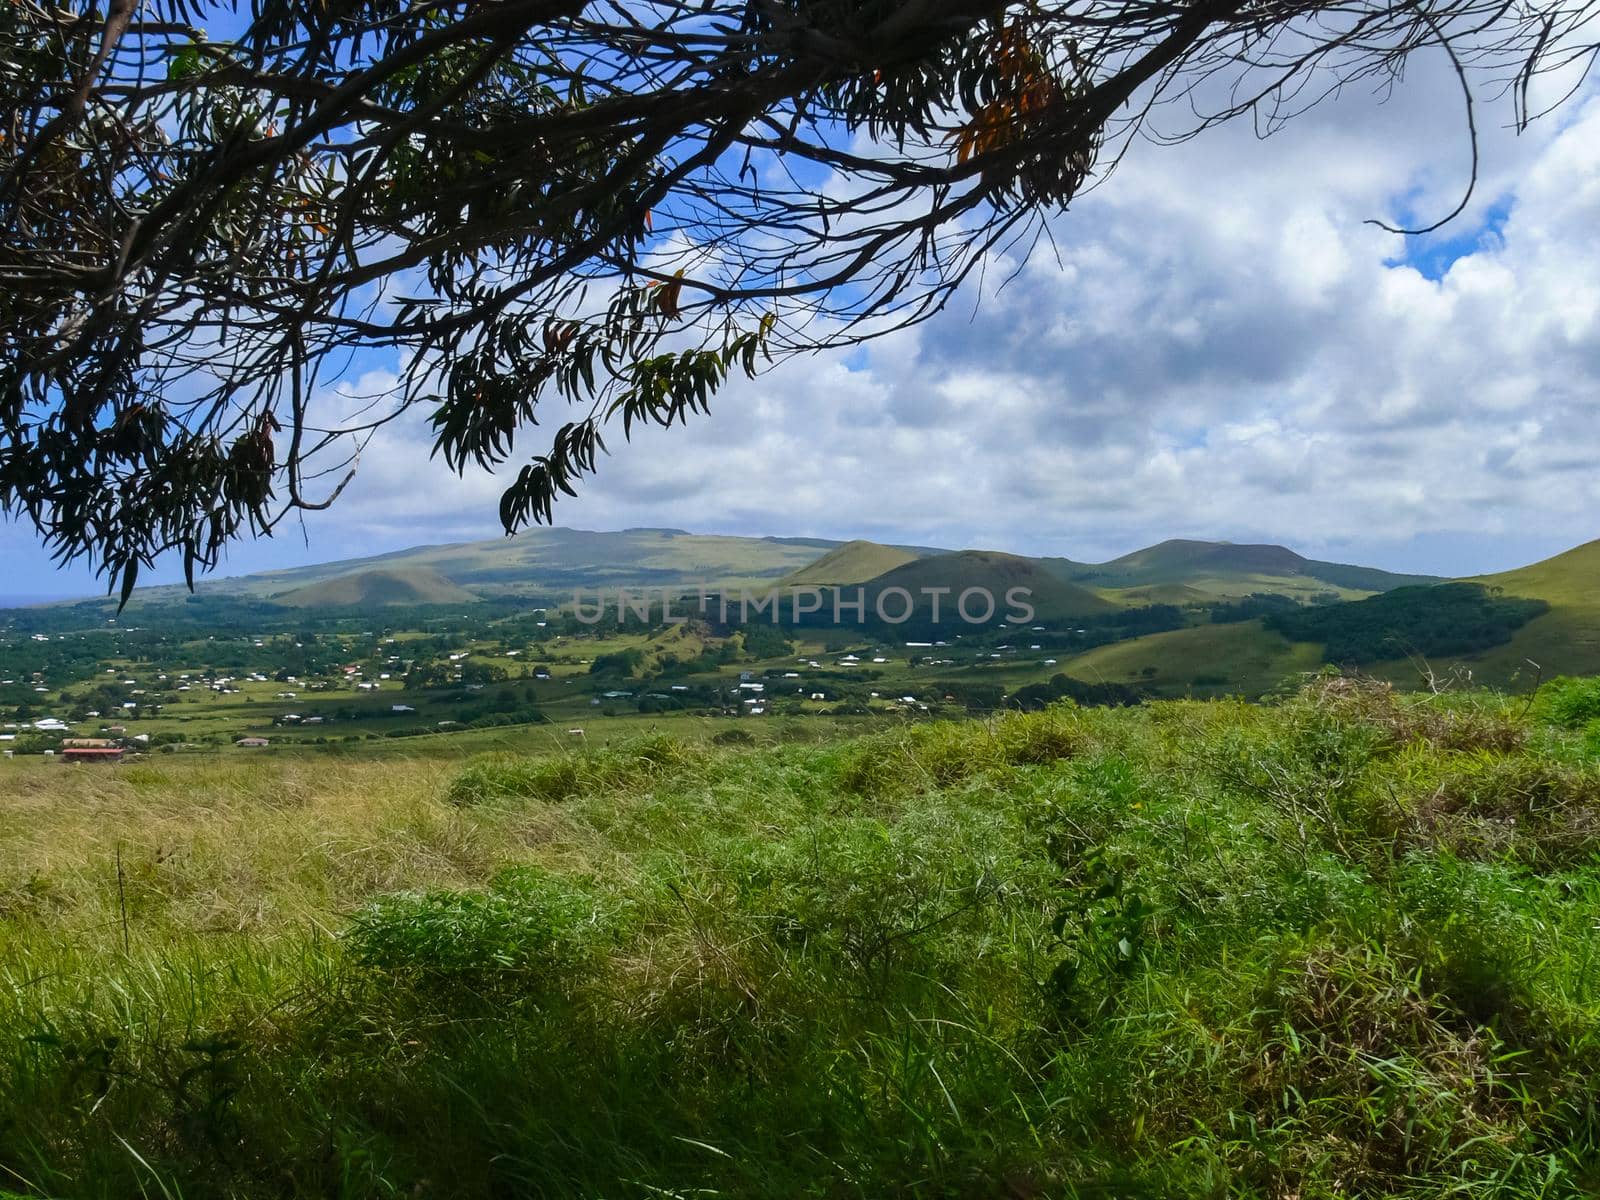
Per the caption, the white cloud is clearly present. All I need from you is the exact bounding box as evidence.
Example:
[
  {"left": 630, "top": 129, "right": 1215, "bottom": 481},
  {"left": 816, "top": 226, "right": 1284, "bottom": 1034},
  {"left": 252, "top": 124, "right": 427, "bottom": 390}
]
[{"left": 149, "top": 60, "right": 1600, "bottom": 585}]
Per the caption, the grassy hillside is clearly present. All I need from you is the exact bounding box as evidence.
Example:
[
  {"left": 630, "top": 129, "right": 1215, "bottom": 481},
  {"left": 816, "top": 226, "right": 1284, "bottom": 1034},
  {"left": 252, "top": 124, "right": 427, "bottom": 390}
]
[
  {"left": 83, "top": 528, "right": 1450, "bottom": 618},
  {"left": 1066, "top": 617, "right": 1323, "bottom": 695},
  {"left": 865, "top": 550, "right": 1118, "bottom": 623},
  {"left": 1375, "top": 540, "right": 1600, "bottom": 687},
  {"left": 275, "top": 567, "right": 479, "bottom": 608},
  {"left": 155, "top": 528, "right": 842, "bottom": 605},
  {"left": 1099, "top": 582, "right": 1214, "bottom": 606},
  {"left": 1048, "top": 539, "right": 1440, "bottom": 599},
  {"left": 778, "top": 539, "right": 921, "bottom": 587},
  {"left": 1061, "top": 541, "right": 1600, "bottom": 695},
  {"left": 6, "top": 684, "right": 1600, "bottom": 1196}
]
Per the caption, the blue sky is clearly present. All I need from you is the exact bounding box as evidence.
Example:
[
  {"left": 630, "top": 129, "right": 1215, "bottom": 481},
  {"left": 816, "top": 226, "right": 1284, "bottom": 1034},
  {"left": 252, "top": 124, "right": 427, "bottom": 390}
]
[{"left": 6, "top": 57, "right": 1600, "bottom": 600}]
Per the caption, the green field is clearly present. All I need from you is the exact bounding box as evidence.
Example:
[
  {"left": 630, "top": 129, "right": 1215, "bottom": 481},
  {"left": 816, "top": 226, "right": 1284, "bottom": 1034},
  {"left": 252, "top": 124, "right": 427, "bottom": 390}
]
[
  {"left": 777, "top": 538, "right": 922, "bottom": 587},
  {"left": 275, "top": 567, "right": 480, "bottom": 608},
  {"left": 5, "top": 680, "right": 1600, "bottom": 1196},
  {"left": 1066, "top": 618, "right": 1325, "bottom": 695}
]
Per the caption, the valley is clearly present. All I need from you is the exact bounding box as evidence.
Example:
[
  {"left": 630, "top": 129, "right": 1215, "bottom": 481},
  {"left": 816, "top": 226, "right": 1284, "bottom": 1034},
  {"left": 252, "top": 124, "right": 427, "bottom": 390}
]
[{"left": 0, "top": 527, "right": 1581, "bottom": 759}]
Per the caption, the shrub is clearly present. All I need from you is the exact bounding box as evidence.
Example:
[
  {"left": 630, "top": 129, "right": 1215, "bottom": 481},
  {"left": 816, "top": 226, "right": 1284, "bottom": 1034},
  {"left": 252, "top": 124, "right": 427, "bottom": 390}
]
[
  {"left": 1290, "top": 674, "right": 1525, "bottom": 755},
  {"left": 447, "top": 735, "right": 703, "bottom": 806},
  {"left": 344, "top": 867, "right": 615, "bottom": 986},
  {"left": 1536, "top": 675, "right": 1600, "bottom": 728},
  {"left": 837, "top": 709, "right": 1087, "bottom": 795},
  {"left": 1400, "top": 750, "right": 1600, "bottom": 868},
  {"left": 745, "top": 810, "right": 1018, "bottom": 995}
]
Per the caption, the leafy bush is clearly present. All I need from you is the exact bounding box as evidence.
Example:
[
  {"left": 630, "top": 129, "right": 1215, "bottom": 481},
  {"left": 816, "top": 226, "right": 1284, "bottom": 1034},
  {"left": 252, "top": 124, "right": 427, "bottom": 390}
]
[
  {"left": 734, "top": 809, "right": 1021, "bottom": 995},
  {"left": 447, "top": 735, "right": 702, "bottom": 805},
  {"left": 1535, "top": 675, "right": 1600, "bottom": 728},
  {"left": 836, "top": 709, "right": 1086, "bottom": 795},
  {"left": 344, "top": 867, "right": 615, "bottom": 985}
]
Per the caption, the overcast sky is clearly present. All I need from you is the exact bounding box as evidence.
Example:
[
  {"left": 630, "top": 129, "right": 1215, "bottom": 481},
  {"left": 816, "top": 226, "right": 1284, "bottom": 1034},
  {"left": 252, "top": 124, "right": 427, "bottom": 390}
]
[{"left": 6, "top": 54, "right": 1599, "bottom": 600}]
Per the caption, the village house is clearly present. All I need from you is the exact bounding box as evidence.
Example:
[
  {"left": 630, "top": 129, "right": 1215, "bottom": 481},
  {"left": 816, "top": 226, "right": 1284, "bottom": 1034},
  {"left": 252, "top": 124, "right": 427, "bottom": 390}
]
[{"left": 61, "top": 747, "right": 125, "bottom": 764}]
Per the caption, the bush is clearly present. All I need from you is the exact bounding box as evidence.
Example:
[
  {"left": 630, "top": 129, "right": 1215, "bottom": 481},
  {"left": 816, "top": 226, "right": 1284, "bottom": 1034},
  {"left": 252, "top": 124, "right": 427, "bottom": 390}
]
[
  {"left": 344, "top": 867, "right": 615, "bottom": 986},
  {"left": 447, "top": 734, "right": 703, "bottom": 806},
  {"left": 735, "top": 809, "right": 1020, "bottom": 995},
  {"left": 1536, "top": 675, "right": 1600, "bottom": 728},
  {"left": 837, "top": 708, "right": 1086, "bottom": 795}
]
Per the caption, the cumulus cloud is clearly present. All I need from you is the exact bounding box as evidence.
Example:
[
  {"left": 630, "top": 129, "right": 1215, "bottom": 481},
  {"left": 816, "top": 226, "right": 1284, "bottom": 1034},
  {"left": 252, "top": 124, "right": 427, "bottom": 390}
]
[{"left": 307, "top": 60, "right": 1592, "bottom": 579}]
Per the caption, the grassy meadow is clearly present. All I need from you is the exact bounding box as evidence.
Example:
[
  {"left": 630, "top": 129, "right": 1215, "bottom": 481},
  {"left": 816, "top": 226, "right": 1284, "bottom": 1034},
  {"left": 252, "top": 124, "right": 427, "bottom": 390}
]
[{"left": 5, "top": 679, "right": 1600, "bottom": 1196}]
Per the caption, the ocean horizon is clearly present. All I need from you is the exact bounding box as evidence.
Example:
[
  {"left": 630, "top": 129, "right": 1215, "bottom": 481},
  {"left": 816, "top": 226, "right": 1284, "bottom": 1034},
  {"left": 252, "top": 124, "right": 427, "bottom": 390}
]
[{"left": 0, "top": 593, "right": 82, "bottom": 609}]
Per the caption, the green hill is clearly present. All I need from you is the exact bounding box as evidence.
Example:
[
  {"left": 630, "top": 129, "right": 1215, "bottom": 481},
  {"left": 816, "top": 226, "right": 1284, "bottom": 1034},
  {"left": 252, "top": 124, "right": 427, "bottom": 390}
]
[
  {"left": 105, "top": 528, "right": 1430, "bottom": 614},
  {"left": 1068, "top": 619, "right": 1323, "bottom": 696},
  {"left": 1063, "top": 540, "right": 1599, "bottom": 696},
  {"left": 276, "top": 568, "right": 479, "bottom": 608},
  {"left": 1389, "top": 539, "right": 1600, "bottom": 686},
  {"left": 863, "top": 550, "right": 1118, "bottom": 625},
  {"left": 1045, "top": 539, "right": 1439, "bottom": 600},
  {"left": 779, "top": 540, "right": 921, "bottom": 588},
  {"left": 1100, "top": 583, "right": 1214, "bottom": 606},
  {"left": 186, "top": 528, "right": 842, "bottom": 603},
  {"left": 1472, "top": 538, "right": 1600, "bottom": 608}
]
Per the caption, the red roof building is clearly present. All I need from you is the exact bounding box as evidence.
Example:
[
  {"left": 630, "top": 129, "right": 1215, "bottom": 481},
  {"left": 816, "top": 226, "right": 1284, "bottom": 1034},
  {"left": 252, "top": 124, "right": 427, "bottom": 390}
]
[{"left": 61, "top": 747, "right": 125, "bottom": 763}]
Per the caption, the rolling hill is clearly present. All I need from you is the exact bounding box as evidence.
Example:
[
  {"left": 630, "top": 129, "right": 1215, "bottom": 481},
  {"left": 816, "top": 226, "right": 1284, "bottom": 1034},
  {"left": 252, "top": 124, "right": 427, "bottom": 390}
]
[
  {"left": 1066, "top": 620, "right": 1323, "bottom": 697},
  {"left": 1065, "top": 541, "right": 1599, "bottom": 697},
  {"left": 1100, "top": 583, "right": 1215, "bottom": 606},
  {"left": 1044, "top": 539, "right": 1440, "bottom": 600},
  {"left": 1395, "top": 539, "right": 1600, "bottom": 685},
  {"left": 276, "top": 568, "right": 479, "bottom": 608},
  {"left": 779, "top": 540, "right": 922, "bottom": 588},
  {"left": 72, "top": 527, "right": 1449, "bottom": 618},
  {"left": 116, "top": 528, "right": 848, "bottom": 609},
  {"left": 862, "top": 551, "right": 1118, "bottom": 625},
  {"left": 1323, "top": 539, "right": 1600, "bottom": 689}
]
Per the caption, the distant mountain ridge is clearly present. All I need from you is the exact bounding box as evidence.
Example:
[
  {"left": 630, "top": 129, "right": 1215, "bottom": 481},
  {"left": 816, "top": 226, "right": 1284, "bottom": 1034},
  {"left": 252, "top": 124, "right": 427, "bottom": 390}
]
[{"left": 54, "top": 527, "right": 1451, "bottom": 614}]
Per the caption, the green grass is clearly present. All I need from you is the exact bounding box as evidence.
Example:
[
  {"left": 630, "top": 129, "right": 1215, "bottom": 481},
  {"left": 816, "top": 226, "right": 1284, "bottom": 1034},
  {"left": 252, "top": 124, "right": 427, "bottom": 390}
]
[
  {"left": 778, "top": 539, "right": 922, "bottom": 588},
  {"left": 273, "top": 567, "right": 480, "bottom": 607},
  {"left": 190, "top": 528, "right": 844, "bottom": 602},
  {"left": 1066, "top": 618, "right": 1324, "bottom": 696},
  {"left": 4, "top": 680, "right": 1600, "bottom": 1197},
  {"left": 1054, "top": 538, "right": 1440, "bottom": 595},
  {"left": 867, "top": 550, "right": 1119, "bottom": 619}
]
